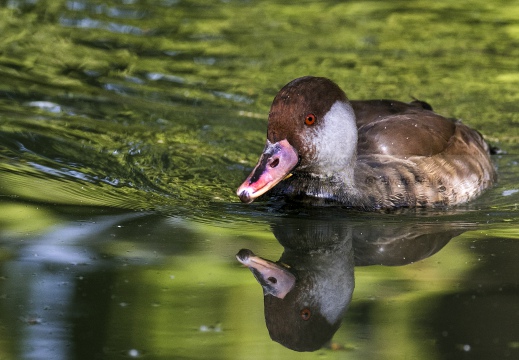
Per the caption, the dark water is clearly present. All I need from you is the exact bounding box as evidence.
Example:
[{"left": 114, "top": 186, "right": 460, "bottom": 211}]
[{"left": 1, "top": 0, "right": 519, "bottom": 359}]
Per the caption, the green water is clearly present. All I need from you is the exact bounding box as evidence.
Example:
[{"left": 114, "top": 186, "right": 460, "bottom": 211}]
[{"left": 1, "top": 0, "right": 519, "bottom": 359}]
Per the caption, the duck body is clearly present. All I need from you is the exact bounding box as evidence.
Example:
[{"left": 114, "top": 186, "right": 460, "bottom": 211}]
[{"left": 237, "top": 77, "right": 496, "bottom": 210}]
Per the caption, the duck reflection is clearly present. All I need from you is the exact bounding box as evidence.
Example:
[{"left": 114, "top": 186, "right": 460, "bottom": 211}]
[{"left": 237, "top": 215, "right": 467, "bottom": 351}]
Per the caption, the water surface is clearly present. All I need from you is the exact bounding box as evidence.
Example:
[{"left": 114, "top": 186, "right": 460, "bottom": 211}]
[{"left": 1, "top": 0, "right": 519, "bottom": 359}]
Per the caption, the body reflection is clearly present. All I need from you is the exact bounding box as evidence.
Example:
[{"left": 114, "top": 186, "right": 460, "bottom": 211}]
[{"left": 237, "top": 214, "right": 469, "bottom": 352}]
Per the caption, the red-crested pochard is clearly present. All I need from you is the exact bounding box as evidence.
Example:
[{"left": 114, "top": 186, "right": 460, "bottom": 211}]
[{"left": 237, "top": 76, "right": 496, "bottom": 210}]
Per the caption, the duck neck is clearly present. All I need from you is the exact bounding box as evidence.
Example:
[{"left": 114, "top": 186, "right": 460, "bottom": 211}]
[
  {"left": 308, "top": 100, "right": 358, "bottom": 189},
  {"left": 278, "top": 169, "right": 360, "bottom": 205}
]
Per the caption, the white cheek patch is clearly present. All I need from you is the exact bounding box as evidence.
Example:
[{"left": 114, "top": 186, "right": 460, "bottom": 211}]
[{"left": 309, "top": 101, "right": 357, "bottom": 177}]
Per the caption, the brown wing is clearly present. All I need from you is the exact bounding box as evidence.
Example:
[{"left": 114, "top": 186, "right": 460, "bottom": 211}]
[
  {"left": 351, "top": 99, "right": 433, "bottom": 128},
  {"left": 355, "top": 107, "right": 456, "bottom": 157}
]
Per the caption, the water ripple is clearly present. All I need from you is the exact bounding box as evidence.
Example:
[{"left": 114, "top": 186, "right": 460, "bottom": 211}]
[{"left": 59, "top": 16, "right": 145, "bottom": 35}]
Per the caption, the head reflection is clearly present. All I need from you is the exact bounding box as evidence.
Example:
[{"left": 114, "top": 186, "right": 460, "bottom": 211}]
[
  {"left": 237, "top": 214, "right": 466, "bottom": 352},
  {"left": 237, "top": 218, "right": 354, "bottom": 352}
]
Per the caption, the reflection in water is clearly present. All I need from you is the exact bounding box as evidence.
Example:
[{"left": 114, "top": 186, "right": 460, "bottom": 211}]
[
  {"left": 237, "top": 215, "right": 467, "bottom": 351},
  {"left": 237, "top": 220, "right": 354, "bottom": 352},
  {"left": 1, "top": 212, "right": 148, "bottom": 359},
  {"left": 427, "top": 237, "right": 519, "bottom": 360}
]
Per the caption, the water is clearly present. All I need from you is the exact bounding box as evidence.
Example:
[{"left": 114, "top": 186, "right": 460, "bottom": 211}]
[{"left": 0, "top": 0, "right": 519, "bottom": 359}]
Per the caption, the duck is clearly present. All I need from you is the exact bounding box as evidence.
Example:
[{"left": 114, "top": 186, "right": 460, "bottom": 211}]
[{"left": 236, "top": 76, "right": 497, "bottom": 210}]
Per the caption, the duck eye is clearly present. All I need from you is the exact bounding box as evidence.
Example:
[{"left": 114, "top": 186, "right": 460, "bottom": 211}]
[
  {"left": 305, "top": 113, "right": 316, "bottom": 126},
  {"left": 300, "top": 308, "right": 311, "bottom": 320}
]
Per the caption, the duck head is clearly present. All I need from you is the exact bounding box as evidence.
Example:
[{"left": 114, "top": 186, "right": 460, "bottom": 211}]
[{"left": 237, "top": 76, "right": 358, "bottom": 203}]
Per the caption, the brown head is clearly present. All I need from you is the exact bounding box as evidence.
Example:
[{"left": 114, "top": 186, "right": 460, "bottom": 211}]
[{"left": 237, "top": 76, "right": 358, "bottom": 203}]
